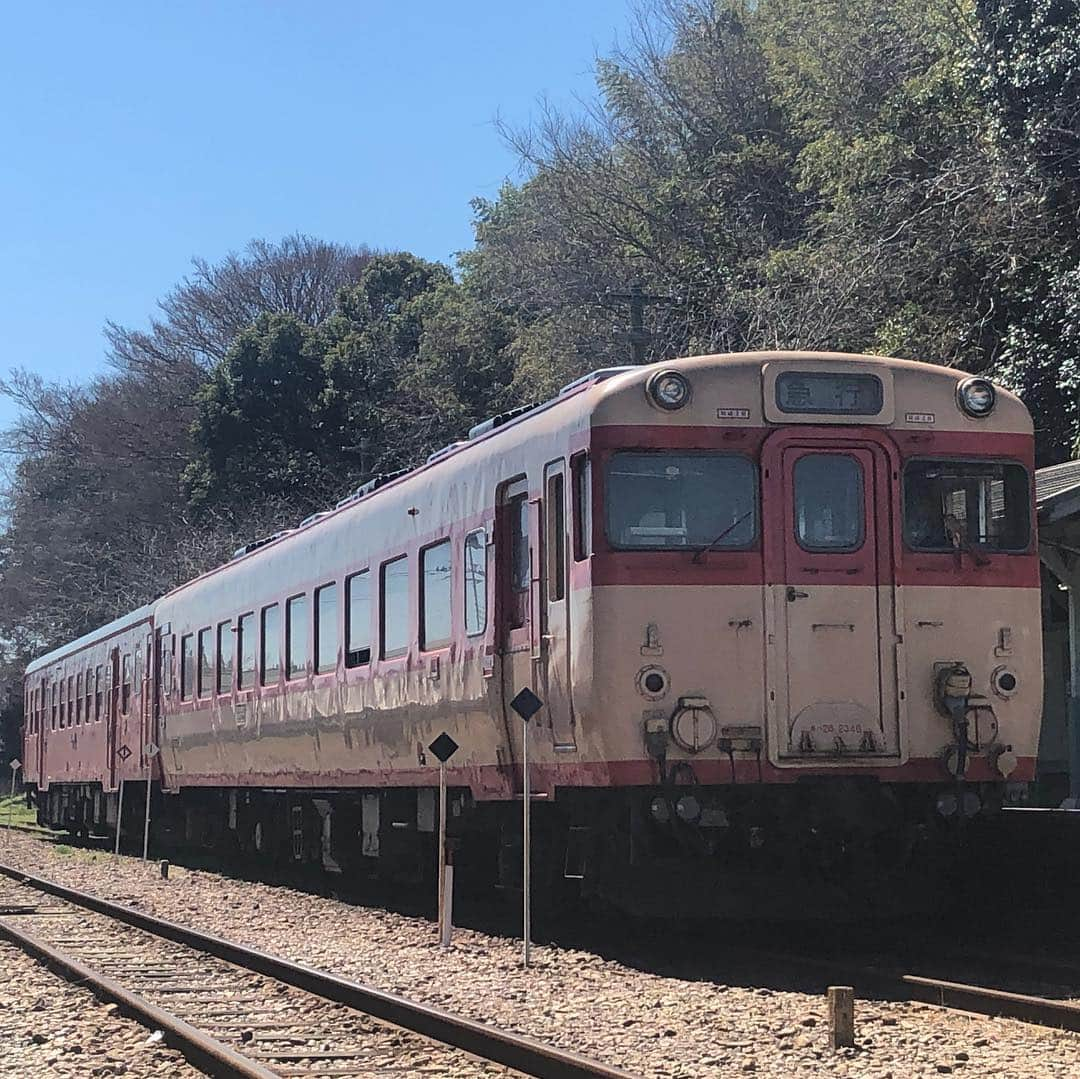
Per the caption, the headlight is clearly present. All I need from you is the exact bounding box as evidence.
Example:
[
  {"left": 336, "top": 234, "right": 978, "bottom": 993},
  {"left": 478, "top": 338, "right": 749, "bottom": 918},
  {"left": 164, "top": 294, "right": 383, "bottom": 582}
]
[
  {"left": 956, "top": 377, "right": 996, "bottom": 418},
  {"left": 646, "top": 370, "right": 692, "bottom": 411}
]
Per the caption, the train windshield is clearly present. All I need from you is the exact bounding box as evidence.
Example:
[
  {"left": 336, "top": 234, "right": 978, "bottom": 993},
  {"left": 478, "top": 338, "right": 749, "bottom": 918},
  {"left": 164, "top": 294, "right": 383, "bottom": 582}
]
[
  {"left": 903, "top": 459, "right": 1031, "bottom": 552},
  {"left": 605, "top": 452, "right": 756, "bottom": 549}
]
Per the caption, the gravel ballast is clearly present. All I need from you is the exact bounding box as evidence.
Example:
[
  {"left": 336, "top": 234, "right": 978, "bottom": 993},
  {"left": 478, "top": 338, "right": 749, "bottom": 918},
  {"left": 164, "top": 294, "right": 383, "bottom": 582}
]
[
  {"left": 0, "top": 937, "right": 202, "bottom": 1077},
  {"left": 2, "top": 832, "right": 1079, "bottom": 1078}
]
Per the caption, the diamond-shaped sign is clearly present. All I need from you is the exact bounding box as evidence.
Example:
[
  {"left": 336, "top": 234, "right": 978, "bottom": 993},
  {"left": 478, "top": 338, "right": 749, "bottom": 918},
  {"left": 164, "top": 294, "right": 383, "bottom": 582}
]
[
  {"left": 144, "top": 743, "right": 160, "bottom": 758},
  {"left": 9, "top": 759, "right": 20, "bottom": 771},
  {"left": 509, "top": 687, "right": 543, "bottom": 723},
  {"left": 116, "top": 745, "right": 132, "bottom": 761},
  {"left": 428, "top": 732, "right": 459, "bottom": 764}
]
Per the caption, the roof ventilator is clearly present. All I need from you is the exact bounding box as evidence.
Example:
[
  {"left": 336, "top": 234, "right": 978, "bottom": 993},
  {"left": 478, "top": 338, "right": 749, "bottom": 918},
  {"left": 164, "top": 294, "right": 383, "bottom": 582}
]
[{"left": 467, "top": 402, "right": 540, "bottom": 440}]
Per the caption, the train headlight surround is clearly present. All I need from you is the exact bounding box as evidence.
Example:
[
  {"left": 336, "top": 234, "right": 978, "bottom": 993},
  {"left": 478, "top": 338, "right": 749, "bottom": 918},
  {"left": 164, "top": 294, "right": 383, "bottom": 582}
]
[
  {"left": 956, "top": 377, "right": 996, "bottom": 418},
  {"left": 646, "top": 370, "right": 692, "bottom": 411},
  {"left": 991, "top": 666, "right": 1018, "bottom": 699}
]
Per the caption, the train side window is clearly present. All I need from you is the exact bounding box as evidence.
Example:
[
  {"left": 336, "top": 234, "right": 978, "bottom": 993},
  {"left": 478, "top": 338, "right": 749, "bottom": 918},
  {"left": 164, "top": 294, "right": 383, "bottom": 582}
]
[
  {"left": 84, "top": 669, "right": 92, "bottom": 722},
  {"left": 315, "top": 584, "right": 338, "bottom": 673},
  {"left": 237, "top": 612, "right": 256, "bottom": 689},
  {"left": 180, "top": 634, "right": 194, "bottom": 701},
  {"left": 67, "top": 675, "right": 74, "bottom": 725},
  {"left": 511, "top": 495, "right": 529, "bottom": 594},
  {"left": 286, "top": 594, "right": 309, "bottom": 679},
  {"left": 94, "top": 666, "right": 103, "bottom": 720},
  {"left": 572, "top": 454, "right": 591, "bottom": 560},
  {"left": 464, "top": 530, "right": 487, "bottom": 636},
  {"left": 421, "top": 540, "right": 452, "bottom": 650},
  {"left": 217, "top": 620, "right": 234, "bottom": 694},
  {"left": 381, "top": 556, "right": 410, "bottom": 659},
  {"left": 261, "top": 604, "right": 281, "bottom": 685},
  {"left": 546, "top": 469, "right": 566, "bottom": 602},
  {"left": 345, "top": 571, "right": 371, "bottom": 667},
  {"left": 51, "top": 684, "right": 57, "bottom": 730},
  {"left": 122, "top": 653, "right": 133, "bottom": 713},
  {"left": 196, "top": 628, "right": 213, "bottom": 698},
  {"left": 76, "top": 673, "right": 83, "bottom": 725}
]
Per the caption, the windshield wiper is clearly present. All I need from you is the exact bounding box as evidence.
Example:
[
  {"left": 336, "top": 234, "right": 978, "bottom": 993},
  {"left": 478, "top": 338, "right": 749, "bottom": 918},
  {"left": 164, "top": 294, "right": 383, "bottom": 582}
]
[{"left": 691, "top": 510, "right": 754, "bottom": 564}]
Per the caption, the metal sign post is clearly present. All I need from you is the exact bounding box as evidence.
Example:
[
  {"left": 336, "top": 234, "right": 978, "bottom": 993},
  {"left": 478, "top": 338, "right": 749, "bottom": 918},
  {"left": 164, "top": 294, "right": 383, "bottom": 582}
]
[
  {"left": 427, "top": 732, "right": 460, "bottom": 949},
  {"left": 114, "top": 779, "right": 125, "bottom": 858},
  {"left": 509, "top": 688, "right": 543, "bottom": 969},
  {"left": 7, "top": 760, "right": 21, "bottom": 841},
  {"left": 142, "top": 743, "right": 159, "bottom": 861}
]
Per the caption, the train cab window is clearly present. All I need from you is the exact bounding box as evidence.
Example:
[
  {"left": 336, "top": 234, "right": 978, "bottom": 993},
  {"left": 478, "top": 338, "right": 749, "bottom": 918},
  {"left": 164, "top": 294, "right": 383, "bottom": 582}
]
[
  {"left": 75, "top": 673, "right": 83, "bottom": 725},
  {"left": 196, "top": 629, "right": 212, "bottom": 698},
  {"left": 345, "top": 571, "right": 371, "bottom": 667},
  {"left": 510, "top": 495, "right": 529, "bottom": 592},
  {"left": 180, "top": 634, "right": 194, "bottom": 701},
  {"left": 314, "top": 584, "right": 337, "bottom": 673},
  {"left": 94, "top": 666, "right": 103, "bottom": 720},
  {"left": 421, "top": 541, "right": 452, "bottom": 650},
  {"left": 237, "top": 612, "right": 256, "bottom": 689},
  {"left": 381, "top": 556, "right": 410, "bottom": 659},
  {"left": 286, "top": 594, "right": 308, "bottom": 680},
  {"left": 572, "top": 454, "right": 592, "bottom": 560},
  {"left": 794, "top": 454, "right": 864, "bottom": 551},
  {"left": 464, "top": 530, "right": 487, "bottom": 636},
  {"left": 606, "top": 452, "right": 756, "bottom": 550},
  {"left": 122, "top": 653, "right": 133, "bottom": 713},
  {"left": 217, "top": 620, "right": 234, "bottom": 694},
  {"left": 261, "top": 604, "right": 281, "bottom": 685},
  {"left": 545, "top": 470, "right": 566, "bottom": 602},
  {"left": 904, "top": 459, "right": 1031, "bottom": 552}
]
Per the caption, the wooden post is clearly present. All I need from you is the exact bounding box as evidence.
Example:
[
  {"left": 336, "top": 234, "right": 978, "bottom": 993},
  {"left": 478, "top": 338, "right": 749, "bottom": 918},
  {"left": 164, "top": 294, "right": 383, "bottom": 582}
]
[
  {"left": 159, "top": 859, "right": 169, "bottom": 880},
  {"left": 828, "top": 986, "right": 855, "bottom": 1049}
]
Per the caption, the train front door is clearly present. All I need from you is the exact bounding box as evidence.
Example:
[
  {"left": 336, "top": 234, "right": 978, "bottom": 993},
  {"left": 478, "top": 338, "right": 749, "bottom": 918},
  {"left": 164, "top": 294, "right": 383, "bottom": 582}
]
[{"left": 762, "top": 433, "right": 901, "bottom": 760}]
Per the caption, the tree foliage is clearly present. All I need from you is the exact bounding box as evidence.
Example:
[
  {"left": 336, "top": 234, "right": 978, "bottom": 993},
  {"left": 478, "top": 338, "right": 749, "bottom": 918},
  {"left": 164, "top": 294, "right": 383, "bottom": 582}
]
[{"left": 4, "top": 0, "right": 1080, "bottom": 759}]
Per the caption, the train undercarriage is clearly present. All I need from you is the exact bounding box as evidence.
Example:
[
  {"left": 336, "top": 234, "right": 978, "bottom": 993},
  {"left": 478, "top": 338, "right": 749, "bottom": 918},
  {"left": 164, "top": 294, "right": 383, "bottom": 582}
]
[{"left": 29, "top": 775, "right": 1022, "bottom": 920}]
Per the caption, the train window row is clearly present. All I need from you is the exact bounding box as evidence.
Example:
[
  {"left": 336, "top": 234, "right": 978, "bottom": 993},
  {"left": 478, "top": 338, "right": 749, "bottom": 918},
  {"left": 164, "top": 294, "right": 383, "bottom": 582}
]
[
  {"left": 605, "top": 452, "right": 1031, "bottom": 553},
  {"left": 25, "top": 661, "right": 118, "bottom": 734},
  {"left": 176, "top": 528, "right": 486, "bottom": 702}
]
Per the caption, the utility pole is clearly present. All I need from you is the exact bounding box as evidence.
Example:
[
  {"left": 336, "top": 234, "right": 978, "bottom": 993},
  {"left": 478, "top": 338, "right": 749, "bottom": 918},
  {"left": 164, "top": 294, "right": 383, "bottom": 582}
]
[{"left": 607, "top": 282, "right": 678, "bottom": 365}]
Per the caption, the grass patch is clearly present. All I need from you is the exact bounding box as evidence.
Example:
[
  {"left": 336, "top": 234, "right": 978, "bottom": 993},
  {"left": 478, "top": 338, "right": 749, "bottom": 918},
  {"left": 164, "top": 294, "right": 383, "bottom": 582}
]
[
  {"left": 0, "top": 794, "right": 39, "bottom": 828},
  {"left": 53, "top": 844, "right": 73, "bottom": 856}
]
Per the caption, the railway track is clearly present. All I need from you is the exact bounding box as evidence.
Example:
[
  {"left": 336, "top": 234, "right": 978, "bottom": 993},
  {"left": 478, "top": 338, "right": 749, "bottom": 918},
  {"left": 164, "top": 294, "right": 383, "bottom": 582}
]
[{"left": 0, "top": 862, "right": 635, "bottom": 1079}]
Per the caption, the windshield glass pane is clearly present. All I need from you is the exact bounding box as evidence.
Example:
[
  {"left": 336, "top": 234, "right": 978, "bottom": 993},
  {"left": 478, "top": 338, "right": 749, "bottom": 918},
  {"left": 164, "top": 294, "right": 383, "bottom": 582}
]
[
  {"left": 605, "top": 452, "right": 756, "bottom": 550},
  {"left": 904, "top": 459, "right": 1031, "bottom": 552}
]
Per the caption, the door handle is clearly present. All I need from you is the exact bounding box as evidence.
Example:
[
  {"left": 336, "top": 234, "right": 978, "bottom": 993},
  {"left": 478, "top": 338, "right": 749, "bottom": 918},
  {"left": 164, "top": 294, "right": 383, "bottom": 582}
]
[{"left": 786, "top": 587, "right": 809, "bottom": 602}]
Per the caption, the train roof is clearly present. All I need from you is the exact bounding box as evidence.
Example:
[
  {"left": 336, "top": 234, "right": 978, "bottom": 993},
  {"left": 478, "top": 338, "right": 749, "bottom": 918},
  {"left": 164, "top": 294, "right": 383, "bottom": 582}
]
[{"left": 26, "top": 603, "right": 155, "bottom": 676}]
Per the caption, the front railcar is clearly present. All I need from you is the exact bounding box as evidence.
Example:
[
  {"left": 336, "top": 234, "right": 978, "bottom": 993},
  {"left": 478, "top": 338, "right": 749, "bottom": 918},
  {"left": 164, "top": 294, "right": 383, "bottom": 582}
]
[{"left": 566, "top": 352, "right": 1040, "bottom": 916}]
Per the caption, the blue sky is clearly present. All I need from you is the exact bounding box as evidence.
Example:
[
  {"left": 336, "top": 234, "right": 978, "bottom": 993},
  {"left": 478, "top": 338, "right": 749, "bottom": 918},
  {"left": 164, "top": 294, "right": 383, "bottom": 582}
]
[{"left": 0, "top": 1, "right": 632, "bottom": 427}]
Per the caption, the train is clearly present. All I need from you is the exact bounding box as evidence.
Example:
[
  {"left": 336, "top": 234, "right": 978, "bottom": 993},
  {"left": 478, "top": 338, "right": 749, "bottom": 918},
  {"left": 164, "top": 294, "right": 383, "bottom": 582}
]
[{"left": 21, "top": 350, "right": 1041, "bottom": 916}]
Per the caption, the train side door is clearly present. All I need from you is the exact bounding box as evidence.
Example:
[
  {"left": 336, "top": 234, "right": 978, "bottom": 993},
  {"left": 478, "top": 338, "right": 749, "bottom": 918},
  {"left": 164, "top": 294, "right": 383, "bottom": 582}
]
[
  {"left": 496, "top": 478, "right": 536, "bottom": 770},
  {"left": 763, "top": 433, "right": 901, "bottom": 760},
  {"left": 541, "top": 461, "right": 577, "bottom": 750},
  {"left": 106, "top": 646, "right": 121, "bottom": 789}
]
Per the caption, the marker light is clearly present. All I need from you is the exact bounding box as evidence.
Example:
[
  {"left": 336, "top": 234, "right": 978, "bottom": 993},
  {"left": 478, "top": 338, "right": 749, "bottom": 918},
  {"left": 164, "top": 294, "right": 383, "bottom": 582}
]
[
  {"left": 647, "top": 370, "right": 692, "bottom": 411},
  {"left": 956, "top": 377, "right": 996, "bottom": 418}
]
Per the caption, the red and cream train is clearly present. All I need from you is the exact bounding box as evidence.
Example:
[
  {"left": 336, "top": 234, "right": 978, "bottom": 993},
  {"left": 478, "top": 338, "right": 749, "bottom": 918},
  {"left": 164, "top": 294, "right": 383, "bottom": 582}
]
[{"left": 21, "top": 352, "right": 1041, "bottom": 914}]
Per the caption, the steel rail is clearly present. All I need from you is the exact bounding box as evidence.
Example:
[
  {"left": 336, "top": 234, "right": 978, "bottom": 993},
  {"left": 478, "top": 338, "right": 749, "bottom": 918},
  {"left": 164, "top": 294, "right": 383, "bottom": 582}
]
[
  {"left": 0, "top": 915, "right": 279, "bottom": 1079},
  {"left": 751, "top": 946, "right": 1080, "bottom": 1032},
  {"left": 0, "top": 861, "right": 636, "bottom": 1079}
]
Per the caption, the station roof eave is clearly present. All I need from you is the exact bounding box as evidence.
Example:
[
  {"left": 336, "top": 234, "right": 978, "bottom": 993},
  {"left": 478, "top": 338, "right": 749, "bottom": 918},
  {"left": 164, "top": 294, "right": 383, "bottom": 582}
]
[{"left": 1037, "top": 460, "right": 1080, "bottom": 529}]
